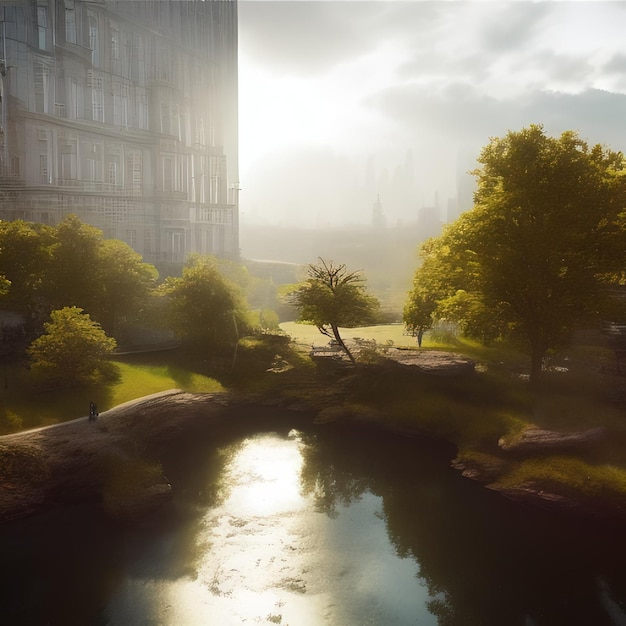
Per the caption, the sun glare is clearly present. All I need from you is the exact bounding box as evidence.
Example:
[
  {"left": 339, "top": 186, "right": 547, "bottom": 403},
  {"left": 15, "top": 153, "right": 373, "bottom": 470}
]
[{"left": 221, "top": 432, "right": 305, "bottom": 516}]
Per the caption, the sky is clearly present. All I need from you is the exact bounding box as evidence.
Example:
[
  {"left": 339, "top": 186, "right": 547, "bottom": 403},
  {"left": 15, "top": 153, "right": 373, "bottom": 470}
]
[{"left": 237, "top": 1, "right": 626, "bottom": 228}]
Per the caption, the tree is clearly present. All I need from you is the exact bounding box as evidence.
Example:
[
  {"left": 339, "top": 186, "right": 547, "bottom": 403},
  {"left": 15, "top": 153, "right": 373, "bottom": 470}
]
[
  {"left": 159, "top": 256, "right": 249, "bottom": 352},
  {"left": 27, "top": 307, "right": 117, "bottom": 387},
  {"left": 0, "top": 220, "right": 53, "bottom": 314},
  {"left": 406, "top": 125, "right": 626, "bottom": 380},
  {"left": 43, "top": 214, "right": 103, "bottom": 312},
  {"left": 289, "top": 258, "right": 379, "bottom": 364},
  {"left": 92, "top": 239, "right": 158, "bottom": 337},
  {"left": 403, "top": 286, "right": 436, "bottom": 347}
]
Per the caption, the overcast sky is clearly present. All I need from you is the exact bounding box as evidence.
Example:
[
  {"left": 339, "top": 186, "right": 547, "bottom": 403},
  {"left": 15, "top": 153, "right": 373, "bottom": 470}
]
[{"left": 237, "top": 1, "right": 626, "bottom": 228}]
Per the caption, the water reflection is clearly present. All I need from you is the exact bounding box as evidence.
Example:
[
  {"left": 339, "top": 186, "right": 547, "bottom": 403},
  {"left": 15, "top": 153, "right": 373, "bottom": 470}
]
[
  {"left": 103, "top": 430, "right": 435, "bottom": 625},
  {"left": 2, "top": 418, "right": 626, "bottom": 625}
]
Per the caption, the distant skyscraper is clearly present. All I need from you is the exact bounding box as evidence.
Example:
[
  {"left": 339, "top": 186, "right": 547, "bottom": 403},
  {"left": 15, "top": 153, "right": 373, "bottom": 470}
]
[
  {"left": 372, "top": 194, "right": 386, "bottom": 229},
  {"left": 0, "top": 0, "right": 239, "bottom": 268}
]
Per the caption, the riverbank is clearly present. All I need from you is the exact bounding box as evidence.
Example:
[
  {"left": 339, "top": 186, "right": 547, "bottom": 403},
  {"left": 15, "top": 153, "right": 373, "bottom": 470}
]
[
  {"left": 2, "top": 347, "right": 626, "bottom": 525},
  {"left": 0, "top": 390, "right": 234, "bottom": 523}
]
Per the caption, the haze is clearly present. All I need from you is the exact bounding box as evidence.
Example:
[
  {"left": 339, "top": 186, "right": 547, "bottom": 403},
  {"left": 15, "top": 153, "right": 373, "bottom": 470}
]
[{"left": 238, "top": 0, "right": 626, "bottom": 232}]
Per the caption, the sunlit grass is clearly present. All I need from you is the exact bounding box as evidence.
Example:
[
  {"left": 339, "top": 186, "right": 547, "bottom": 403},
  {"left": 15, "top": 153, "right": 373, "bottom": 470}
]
[
  {"left": 493, "top": 456, "right": 626, "bottom": 502},
  {"left": 0, "top": 360, "right": 223, "bottom": 434},
  {"left": 280, "top": 321, "right": 418, "bottom": 348},
  {"left": 107, "top": 362, "right": 223, "bottom": 408}
]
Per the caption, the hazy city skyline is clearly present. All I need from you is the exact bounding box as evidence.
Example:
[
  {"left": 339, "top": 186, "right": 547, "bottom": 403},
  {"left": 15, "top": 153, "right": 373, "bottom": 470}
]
[{"left": 238, "top": 1, "right": 626, "bottom": 228}]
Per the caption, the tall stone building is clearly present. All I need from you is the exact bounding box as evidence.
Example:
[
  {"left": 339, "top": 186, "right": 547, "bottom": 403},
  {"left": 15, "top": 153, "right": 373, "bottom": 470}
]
[{"left": 0, "top": 0, "right": 239, "bottom": 268}]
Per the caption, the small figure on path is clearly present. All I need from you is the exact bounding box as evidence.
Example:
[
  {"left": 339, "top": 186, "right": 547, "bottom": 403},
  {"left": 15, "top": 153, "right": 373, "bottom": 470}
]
[{"left": 89, "top": 401, "right": 98, "bottom": 422}]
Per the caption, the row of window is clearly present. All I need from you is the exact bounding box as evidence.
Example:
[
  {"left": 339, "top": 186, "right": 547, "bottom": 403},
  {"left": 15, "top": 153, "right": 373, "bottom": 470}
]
[
  {"left": 33, "top": 61, "right": 216, "bottom": 145},
  {"left": 32, "top": 127, "right": 228, "bottom": 203},
  {"left": 30, "top": 0, "right": 215, "bottom": 95}
]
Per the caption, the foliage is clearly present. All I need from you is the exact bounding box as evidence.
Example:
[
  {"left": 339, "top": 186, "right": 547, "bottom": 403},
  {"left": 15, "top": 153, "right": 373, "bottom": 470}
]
[
  {"left": 43, "top": 214, "right": 104, "bottom": 311},
  {"left": 0, "top": 215, "right": 159, "bottom": 341},
  {"left": 27, "top": 306, "right": 117, "bottom": 387},
  {"left": 92, "top": 238, "right": 158, "bottom": 337},
  {"left": 0, "top": 220, "right": 53, "bottom": 313},
  {"left": 159, "top": 256, "right": 250, "bottom": 352},
  {"left": 288, "top": 258, "right": 379, "bottom": 364},
  {"left": 493, "top": 456, "right": 626, "bottom": 502},
  {"left": 403, "top": 284, "right": 437, "bottom": 347},
  {"left": 405, "top": 125, "right": 626, "bottom": 380}
]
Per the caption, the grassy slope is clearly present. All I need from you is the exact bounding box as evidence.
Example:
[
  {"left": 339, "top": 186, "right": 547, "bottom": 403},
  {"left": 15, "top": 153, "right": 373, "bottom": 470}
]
[{"left": 0, "top": 359, "right": 223, "bottom": 433}]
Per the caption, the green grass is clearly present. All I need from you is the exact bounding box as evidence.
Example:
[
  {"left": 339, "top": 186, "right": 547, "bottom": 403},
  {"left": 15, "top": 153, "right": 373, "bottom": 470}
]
[
  {"left": 107, "top": 362, "right": 223, "bottom": 408},
  {"left": 494, "top": 456, "right": 626, "bottom": 502},
  {"left": 0, "top": 359, "right": 223, "bottom": 434},
  {"left": 280, "top": 321, "right": 419, "bottom": 348}
]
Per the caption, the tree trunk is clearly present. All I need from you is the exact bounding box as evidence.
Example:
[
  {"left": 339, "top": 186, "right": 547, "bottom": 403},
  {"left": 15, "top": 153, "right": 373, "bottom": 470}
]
[
  {"left": 417, "top": 328, "right": 424, "bottom": 348},
  {"left": 331, "top": 324, "right": 356, "bottom": 365}
]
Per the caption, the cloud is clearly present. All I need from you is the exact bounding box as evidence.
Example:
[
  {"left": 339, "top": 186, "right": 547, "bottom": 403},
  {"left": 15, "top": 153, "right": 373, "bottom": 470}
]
[
  {"left": 239, "top": 1, "right": 626, "bottom": 226},
  {"left": 239, "top": 2, "right": 392, "bottom": 75},
  {"left": 478, "top": 2, "right": 551, "bottom": 54}
]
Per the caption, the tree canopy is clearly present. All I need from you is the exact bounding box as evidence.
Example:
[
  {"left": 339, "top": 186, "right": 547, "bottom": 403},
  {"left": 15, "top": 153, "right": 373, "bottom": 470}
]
[
  {"left": 405, "top": 125, "right": 626, "bottom": 380},
  {"left": 289, "top": 258, "right": 379, "bottom": 364},
  {"left": 27, "top": 306, "right": 117, "bottom": 387},
  {"left": 159, "top": 256, "right": 250, "bottom": 352},
  {"left": 0, "top": 215, "right": 158, "bottom": 340}
]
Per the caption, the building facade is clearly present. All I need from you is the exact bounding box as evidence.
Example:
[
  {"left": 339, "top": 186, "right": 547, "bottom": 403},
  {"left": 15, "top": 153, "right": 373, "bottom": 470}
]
[{"left": 0, "top": 0, "right": 239, "bottom": 268}]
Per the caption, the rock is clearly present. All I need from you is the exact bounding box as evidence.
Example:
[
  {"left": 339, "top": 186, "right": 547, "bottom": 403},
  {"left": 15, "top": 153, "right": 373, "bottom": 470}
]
[
  {"left": 384, "top": 348, "right": 476, "bottom": 375},
  {"left": 499, "top": 426, "right": 606, "bottom": 454}
]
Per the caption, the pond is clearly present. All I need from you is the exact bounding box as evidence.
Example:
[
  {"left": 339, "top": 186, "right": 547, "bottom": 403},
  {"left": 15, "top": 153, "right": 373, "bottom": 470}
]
[{"left": 2, "top": 411, "right": 626, "bottom": 625}]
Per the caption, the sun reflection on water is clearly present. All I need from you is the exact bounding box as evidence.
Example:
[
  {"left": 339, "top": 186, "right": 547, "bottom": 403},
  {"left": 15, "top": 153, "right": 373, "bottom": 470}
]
[
  {"left": 220, "top": 431, "right": 305, "bottom": 517},
  {"left": 105, "top": 430, "right": 434, "bottom": 626}
]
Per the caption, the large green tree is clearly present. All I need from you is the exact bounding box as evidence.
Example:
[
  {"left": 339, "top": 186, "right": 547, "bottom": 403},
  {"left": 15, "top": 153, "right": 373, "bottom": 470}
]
[
  {"left": 406, "top": 125, "right": 626, "bottom": 380},
  {"left": 0, "top": 220, "right": 53, "bottom": 314},
  {"left": 92, "top": 238, "right": 158, "bottom": 337},
  {"left": 43, "top": 214, "right": 103, "bottom": 311},
  {"left": 159, "top": 256, "right": 249, "bottom": 352},
  {"left": 27, "top": 306, "right": 117, "bottom": 387},
  {"left": 289, "top": 258, "right": 379, "bottom": 364}
]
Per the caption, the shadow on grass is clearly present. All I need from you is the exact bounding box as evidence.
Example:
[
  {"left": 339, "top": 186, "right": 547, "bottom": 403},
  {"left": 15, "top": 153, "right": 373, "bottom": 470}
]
[{"left": 0, "top": 362, "right": 117, "bottom": 433}]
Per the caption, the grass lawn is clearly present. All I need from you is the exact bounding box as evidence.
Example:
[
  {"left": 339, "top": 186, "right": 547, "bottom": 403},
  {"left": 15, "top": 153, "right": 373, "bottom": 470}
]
[
  {"left": 0, "top": 359, "right": 223, "bottom": 434},
  {"left": 280, "top": 321, "right": 421, "bottom": 348}
]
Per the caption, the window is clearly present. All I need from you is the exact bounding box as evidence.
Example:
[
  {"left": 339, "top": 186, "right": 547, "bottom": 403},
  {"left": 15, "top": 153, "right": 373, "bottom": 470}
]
[
  {"left": 34, "top": 62, "right": 50, "bottom": 114},
  {"left": 39, "top": 154, "right": 49, "bottom": 184},
  {"left": 160, "top": 102, "right": 170, "bottom": 135},
  {"left": 168, "top": 231, "right": 184, "bottom": 263},
  {"left": 136, "top": 89, "right": 148, "bottom": 130},
  {"left": 126, "top": 149, "right": 142, "bottom": 193},
  {"left": 91, "top": 75, "right": 104, "bottom": 122},
  {"left": 113, "top": 82, "right": 129, "bottom": 127},
  {"left": 60, "top": 140, "right": 77, "bottom": 180},
  {"left": 134, "top": 34, "right": 145, "bottom": 84},
  {"left": 144, "top": 229, "right": 153, "bottom": 255},
  {"left": 108, "top": 161, "right": 117, "bottom": 186},
  {"left": 37, "top": 2, "right": 47, "bottom": 50},
  {"left": 10, "top": 156, "right": 20, "bottom": 176},
  {"left": 89, "top": 15, "right": 99, "bottom": 66},
  {"left": 124, "top": 229, "right": 137, "bottom": 248},
  {"left": 69, "top": 78, "right": 79, "bottom": 119},
  {"left": 81, "top": 141, "right": 103, "bottom": 181},
  {"left": 162, "top": 156, "right": 174, "bottom": 192},
  {"left": 38, "top": 130, "right": 49, "bottom": 183},
  {"left": 110, "top": 24, "right": 120, "bottom": 61},
  {"left": 65, "top": 0, "right": 76, "bottom": 44}
]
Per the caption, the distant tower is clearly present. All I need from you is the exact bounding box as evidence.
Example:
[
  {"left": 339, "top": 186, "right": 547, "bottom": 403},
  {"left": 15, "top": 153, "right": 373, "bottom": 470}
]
[{"left": 372, "top": 194, "right": 386, "bottom": 229}]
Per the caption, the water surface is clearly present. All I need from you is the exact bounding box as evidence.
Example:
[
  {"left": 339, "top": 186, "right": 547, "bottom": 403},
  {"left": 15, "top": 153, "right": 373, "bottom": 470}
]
[{"left": 2, "top": 414, "right": 626, "bottom": 625}]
